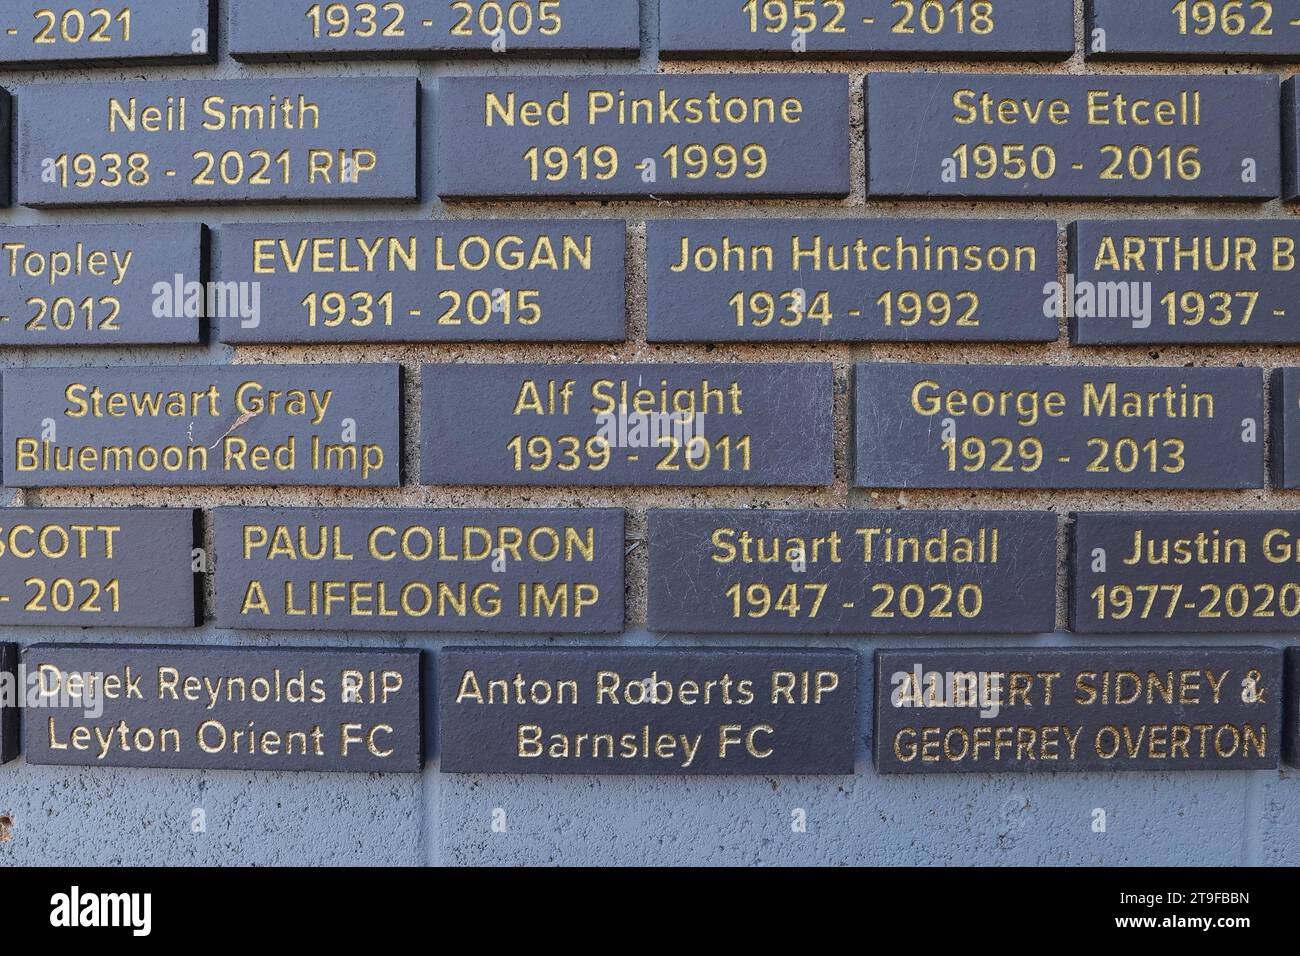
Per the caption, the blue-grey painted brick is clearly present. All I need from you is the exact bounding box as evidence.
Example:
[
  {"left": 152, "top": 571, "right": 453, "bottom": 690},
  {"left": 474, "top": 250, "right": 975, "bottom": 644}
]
[
  {"left": 230, "top": 0, "right": 640, "bottom": 59},
  {"left": 15, "top": 78, "right": 419, "bottom": 206},
  {"left": 0, "top": 1, "right": 213, "bottom": 66}
]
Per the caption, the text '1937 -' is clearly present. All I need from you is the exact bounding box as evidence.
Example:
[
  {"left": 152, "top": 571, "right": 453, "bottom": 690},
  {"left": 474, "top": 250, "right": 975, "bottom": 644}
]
[{"left": 1067, "top": 220, "right": 1300, "bottom": 345}]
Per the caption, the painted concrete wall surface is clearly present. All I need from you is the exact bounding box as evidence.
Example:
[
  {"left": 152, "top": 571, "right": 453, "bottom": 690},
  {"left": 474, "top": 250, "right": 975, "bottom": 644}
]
[{"left": 1, "top": 0, "right": 1297, "bottom": 867}]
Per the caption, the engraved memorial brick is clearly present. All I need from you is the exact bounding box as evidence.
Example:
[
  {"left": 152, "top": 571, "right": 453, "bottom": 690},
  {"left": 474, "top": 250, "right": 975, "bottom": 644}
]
[
  {"left": 1283, "top": 646, "right": 1300, "bottom": 767},
  {"left": 661, "top": 0, "right": 1073, "bottom": 59},
  {"left": 875, "top": 646, "right": 1282, "bottom": 772},
  {"left": 23, "top": 644, "right": 423, "bottom": 772},
  {"left": 436, "top": 74, "right": 850, "bottom": 199},
  {"left": 648, "top": 509, "right": 1057, "bottom": 634},
  {"left": 1087, "top": 0, "right": 1300, "bottom": 61},
  {"left": 1282, "top": 77, "right": 1300, "bottom": 200},
  {"left": 15, "top": 78, "right": 418, "bottom": 206},
  {"left": 866, "top": 73, "right": 1280, "bottom": 200},
  {"left": 1068, "top": 220, "right": 1300, "bottom": 345},
  {"left": 213, "top": 507, "right": 624, "bottom": 633},
  {"left": 1071, "top": 511, "right": 1300, "bottom": 633},
  {"left": 0, "top": 508, "right": 197, "bottom": 627},
  {"left": 647, "top": 218, "right": 1059, "bottom": 343},
  {"left": 0, "top": 644, "right": 15, "bottom": 764},
  {"left": 230, "top": 0, "right": 639, "bottom": 59},
  {"left": 421, "top": 362, "right": 834, "bottom": 487},
  {"left": 215, "top": 220, "right": 625, "bottom": 344},
  {"left": 2, "top": 364, "right": 401, "bottom": 487},
  {"left": 0, "top": 224, "right": 203, "bottom": 346},
  {"left": 0, "top": 89, "right": 11, "bottom": 208},
  {"left": 1267, "top": 367, "right": 1300, "bottom": 487},
  {"left": 854, "top": 362, "right": 1265, "bottom": 489},
  {"left": 439, "top": 646, "right": 857, "bottom": 774},
  {"left": 0, "top": 1, "right": 212, "bottom": 66}
]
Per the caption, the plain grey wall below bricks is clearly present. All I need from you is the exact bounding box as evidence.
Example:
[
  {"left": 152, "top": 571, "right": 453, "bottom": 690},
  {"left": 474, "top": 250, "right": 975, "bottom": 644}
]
[{"left": 3, "top": 0, "right": 1300, "bottom": 867}]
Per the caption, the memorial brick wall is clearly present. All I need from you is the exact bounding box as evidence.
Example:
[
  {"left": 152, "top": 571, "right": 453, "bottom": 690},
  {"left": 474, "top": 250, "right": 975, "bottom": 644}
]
[{"left": 1, "top": 0, "right": 1299, "bottom": 867}]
